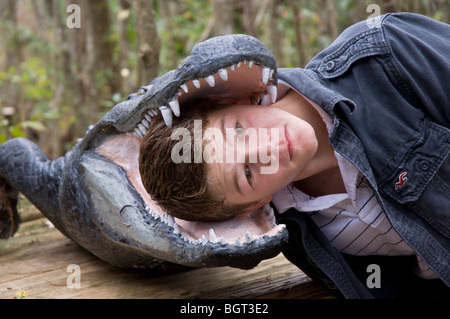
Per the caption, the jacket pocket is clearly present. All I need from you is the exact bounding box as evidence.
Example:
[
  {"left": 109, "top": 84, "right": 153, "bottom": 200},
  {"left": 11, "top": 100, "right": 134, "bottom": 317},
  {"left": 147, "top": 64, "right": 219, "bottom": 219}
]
[
  {"left": 408, "top": 157, "right": 450, "bottom": 237},
  {"left": 381, "top": 120, "right": 450, "bottom": 238},
  {"left": 318, "top": 28, "right": 389, "bottom": 79}
]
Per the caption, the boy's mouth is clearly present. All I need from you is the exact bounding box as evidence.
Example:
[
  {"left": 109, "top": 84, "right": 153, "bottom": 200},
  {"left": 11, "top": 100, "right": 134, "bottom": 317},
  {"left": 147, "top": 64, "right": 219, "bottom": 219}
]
[{"left": 285, "top": 127, "right": 293, "bottom": 161}]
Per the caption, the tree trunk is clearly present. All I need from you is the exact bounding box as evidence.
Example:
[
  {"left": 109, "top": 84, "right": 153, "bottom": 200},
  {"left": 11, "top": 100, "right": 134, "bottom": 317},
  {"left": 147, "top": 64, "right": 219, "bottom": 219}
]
[
  {"left": 211, "top": 0, "right": 234, "bottom": 36},
  {"left": 66, "top": 0, "right": 92, "bottom": 139},
  {"left": 118, "top": 0, "right": 132, "bottom": 95},
  {"left": 239, "top": 0, "right": 257, "bottom": 36},
  {"left": 136, "top": 0, "right": 160, "bottom": 85},
  {"left": 1, "top": 0, "right": 24, "bottom": 127},
  {"left": 267, "top": 0, "right": 283, "bottom": 67},
  {"left": 289, "top": 0, "right": 305, "bottom": 67}
]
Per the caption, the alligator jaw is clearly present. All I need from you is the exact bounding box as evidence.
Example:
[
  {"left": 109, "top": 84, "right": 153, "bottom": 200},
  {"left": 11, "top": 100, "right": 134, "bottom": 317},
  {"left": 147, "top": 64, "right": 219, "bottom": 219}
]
[
  {"left": 95, "top": 134, "right": 287, "bottom": 264},
  {"left": 130, "top": 59, "right": 277, "bottom": 136},
  {"left": 81, "top": 34, "right": 287, "bottom": 269}
]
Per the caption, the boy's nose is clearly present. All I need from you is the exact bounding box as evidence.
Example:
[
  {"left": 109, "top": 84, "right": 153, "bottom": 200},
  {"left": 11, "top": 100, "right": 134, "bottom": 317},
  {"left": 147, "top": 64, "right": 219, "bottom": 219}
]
[{"left": 238, "top": 128, "right": 277, "bottom": 165}]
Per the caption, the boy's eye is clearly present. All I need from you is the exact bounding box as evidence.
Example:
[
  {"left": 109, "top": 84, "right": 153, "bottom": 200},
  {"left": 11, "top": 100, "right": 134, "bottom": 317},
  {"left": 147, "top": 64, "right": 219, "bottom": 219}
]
[
  {"left": 235, "top": 123, "right": 244, "bottom": 137},
  {"left": 244, "top": 165, "right": 252, "bottom": 185}
]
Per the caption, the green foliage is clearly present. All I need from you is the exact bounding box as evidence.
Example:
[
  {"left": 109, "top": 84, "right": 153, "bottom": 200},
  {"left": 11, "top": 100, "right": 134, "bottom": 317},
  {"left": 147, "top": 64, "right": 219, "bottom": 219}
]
[
  {"left": 0, "top": 0, "right": 447, "bottom": 153},
  {"left": 0, "top": 55, "right": 55, "bottom": 143}
]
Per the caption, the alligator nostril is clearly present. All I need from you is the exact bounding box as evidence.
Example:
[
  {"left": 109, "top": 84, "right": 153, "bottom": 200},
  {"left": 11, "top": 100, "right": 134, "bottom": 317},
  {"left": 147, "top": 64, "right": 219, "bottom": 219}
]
[{"left": 137, "top": 87, "right": 147, "bottom": 96}]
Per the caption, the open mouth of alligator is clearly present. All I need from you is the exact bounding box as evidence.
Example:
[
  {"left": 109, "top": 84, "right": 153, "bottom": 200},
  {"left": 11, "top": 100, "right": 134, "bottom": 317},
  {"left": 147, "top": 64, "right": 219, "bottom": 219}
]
[
  {"left": 130, "top": 60, "right": 277, "bottom": 132},
  {"left": 95, "top": 43, "right": 286, "bottom": 256}
]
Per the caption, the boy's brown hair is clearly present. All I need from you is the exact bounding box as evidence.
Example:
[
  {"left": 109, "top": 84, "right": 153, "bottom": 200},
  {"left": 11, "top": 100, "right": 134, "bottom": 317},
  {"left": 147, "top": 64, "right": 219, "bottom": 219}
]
[{"left": 138, "top": 104, "right": 254, "bottom": 222}]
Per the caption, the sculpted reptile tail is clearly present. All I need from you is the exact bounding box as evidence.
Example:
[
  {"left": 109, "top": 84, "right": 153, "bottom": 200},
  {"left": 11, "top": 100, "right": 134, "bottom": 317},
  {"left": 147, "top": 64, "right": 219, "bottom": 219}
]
[{"left": 0, "top": 138, "right": 69, "bottom": 238}]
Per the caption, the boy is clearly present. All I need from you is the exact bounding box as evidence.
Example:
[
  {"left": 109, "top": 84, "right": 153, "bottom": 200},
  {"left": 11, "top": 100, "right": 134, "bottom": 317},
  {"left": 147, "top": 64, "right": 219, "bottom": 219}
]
[{"left": 139, "top": 13, "right": 449, "bottom": 298}]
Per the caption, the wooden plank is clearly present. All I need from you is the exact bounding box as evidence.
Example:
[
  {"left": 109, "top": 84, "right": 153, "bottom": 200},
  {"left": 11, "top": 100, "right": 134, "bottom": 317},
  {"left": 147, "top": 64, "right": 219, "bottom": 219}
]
[{"left": 0, "top": 197, "right": 334, "bottom": 299}]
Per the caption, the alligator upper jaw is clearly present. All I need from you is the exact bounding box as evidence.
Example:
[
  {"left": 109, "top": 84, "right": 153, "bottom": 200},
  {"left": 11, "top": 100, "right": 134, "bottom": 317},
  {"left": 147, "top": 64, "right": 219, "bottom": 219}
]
[{"left": 129, "top": 58, "right": 277, "bottom": 137}]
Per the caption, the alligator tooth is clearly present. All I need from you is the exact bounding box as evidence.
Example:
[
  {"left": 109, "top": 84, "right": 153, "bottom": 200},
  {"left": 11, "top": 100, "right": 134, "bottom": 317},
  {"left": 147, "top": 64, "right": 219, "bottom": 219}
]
[
  {"left": 192, "top": 79, "right": 201, "bottom": 88},
  {"left": 159, "top": 105, "right": 173, "bottom": 127},
  {"left": 144, "top": 113, "right": 152, "bottom": 123},
  {"left": 134, "top": 128, "right": 144, "bottom": 139},
  {"left": 268, "top": 207, "right": 276, "bottom": 224},
  {"left": 173, "top": 223, "right": 180, "bottom": 235},
  {"left": 262, "top": 67, "right": 270, "bottom": 85},
  {"left": 147, "top": 209, "right": 159, "bottom": 220},
  {"left": 205, "top": 75, "right": 215, "bottom": 87},
  {"left": 237, "top": 62, "right": 241, "bottom": 68},
  {"left": 218, "top": 68, "right": 228, "bottom": 81},
  {"left": 209, "top": 229, "right": 218, "bottom": 243},
  {"left": 169, "top": 98, "right": 180, "bottom": 117},
  {"left": 248, "top": 60, "right": 254, "bottom": 68},
  {"left": 138, "top": 124, "right": 147, "bottom": 136},
  {"left": 180, "top": 83, "right": 188, "bottom": 93},
  {"left": 201, "top": 235, "right": 207, "bottom": 244},
  {"left": 235, "top": 238, "right": 241, "bottom": 246},
  {"left": 269, "top": 68, "right": 274, "bottom": 79},
  {"left": 245, "top": 231, "right": 254, "bottom": 243},
  {"left": 259, "top": 93, "right": 266, "bottom": 102},
  {"left": 268, "top": 84, "right": 277, "bottom": 104},
  {"left": 149, "top": 108, "right": 159, "bottom": 117},
  {"left": 166, "top": 214, "right": 175, "bottom": 227},
  {"left": 219, "top": 237, "right": 227, "bottom": 245},
  {"left": 230, "top": 64, "right": 235, "bottom": 71}
]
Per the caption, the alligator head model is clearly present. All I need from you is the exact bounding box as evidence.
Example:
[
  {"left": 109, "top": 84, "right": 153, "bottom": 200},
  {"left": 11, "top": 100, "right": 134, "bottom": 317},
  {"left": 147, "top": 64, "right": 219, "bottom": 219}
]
[{"left": 0, "top": 34, "right": 287, "bottom": 270}]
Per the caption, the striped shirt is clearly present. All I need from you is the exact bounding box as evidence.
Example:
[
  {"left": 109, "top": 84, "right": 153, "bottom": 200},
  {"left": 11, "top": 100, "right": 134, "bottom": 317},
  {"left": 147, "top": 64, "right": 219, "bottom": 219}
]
[
  {"left": 271, "top": 86, "right": 437, "bottom": 279},
  {"left": 272, "top": 157, "right": 437, "bottom": 279}
]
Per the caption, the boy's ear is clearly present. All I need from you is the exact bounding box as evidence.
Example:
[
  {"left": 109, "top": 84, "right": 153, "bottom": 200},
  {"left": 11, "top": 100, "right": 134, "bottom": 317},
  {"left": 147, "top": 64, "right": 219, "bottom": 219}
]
[{"left": 242, "top": 195, "right": 272, "bottom": 214}]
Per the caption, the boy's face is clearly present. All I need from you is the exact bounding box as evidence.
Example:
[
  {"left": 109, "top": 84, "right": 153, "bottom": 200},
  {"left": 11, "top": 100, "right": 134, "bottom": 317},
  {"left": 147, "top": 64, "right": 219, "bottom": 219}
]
[{"left": 204, "top": 104, "right": 318, "bottom": 212}]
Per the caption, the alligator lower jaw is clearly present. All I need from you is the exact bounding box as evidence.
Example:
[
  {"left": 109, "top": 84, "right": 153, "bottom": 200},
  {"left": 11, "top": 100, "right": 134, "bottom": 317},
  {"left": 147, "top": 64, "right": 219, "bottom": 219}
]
[{"left": 96, "top": 134, "right": 285, "bottom": 247}]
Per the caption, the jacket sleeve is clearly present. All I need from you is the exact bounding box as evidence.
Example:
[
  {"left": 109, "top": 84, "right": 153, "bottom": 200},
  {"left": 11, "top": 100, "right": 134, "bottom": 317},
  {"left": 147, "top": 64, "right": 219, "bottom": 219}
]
[{"left": 381, "top": 13, "right": 450, "bottom": 128}]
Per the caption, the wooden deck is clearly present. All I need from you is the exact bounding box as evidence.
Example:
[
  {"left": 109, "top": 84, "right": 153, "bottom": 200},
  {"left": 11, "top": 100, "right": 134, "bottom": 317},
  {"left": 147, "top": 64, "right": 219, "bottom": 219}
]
[{"left": 0, "top": 196, "right": 335, "bottom": 299}]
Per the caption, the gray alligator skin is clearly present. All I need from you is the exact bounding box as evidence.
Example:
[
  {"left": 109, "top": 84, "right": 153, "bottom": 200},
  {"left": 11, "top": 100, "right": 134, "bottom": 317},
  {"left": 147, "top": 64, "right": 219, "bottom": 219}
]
[{"left": 0, "top": 34, "right": 287, "bottom": 270}]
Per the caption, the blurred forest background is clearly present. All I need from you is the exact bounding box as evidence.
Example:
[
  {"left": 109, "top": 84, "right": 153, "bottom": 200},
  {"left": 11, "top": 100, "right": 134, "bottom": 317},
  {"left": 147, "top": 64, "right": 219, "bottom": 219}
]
[{"left": 0, "top": 0, "right": 448, "bottom": 158}]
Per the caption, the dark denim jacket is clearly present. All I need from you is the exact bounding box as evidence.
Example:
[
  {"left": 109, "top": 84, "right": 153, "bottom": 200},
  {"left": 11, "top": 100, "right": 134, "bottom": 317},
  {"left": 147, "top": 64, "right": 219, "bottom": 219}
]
[{"left": 276, "top": 13, "right": 450, "bottom": 298}]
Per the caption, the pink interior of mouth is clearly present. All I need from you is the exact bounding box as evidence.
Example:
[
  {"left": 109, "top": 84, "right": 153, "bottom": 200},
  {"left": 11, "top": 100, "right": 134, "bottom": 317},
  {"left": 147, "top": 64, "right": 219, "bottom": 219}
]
[{"left": 96, "top": 135, "right": 281, "bottom": 244}]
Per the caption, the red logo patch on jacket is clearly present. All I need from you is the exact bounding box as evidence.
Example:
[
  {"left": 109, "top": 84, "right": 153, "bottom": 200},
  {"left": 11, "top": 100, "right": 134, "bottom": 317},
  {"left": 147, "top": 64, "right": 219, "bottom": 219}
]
[{"left": 395, "top": 172, "right": 408, "bottom": 190}]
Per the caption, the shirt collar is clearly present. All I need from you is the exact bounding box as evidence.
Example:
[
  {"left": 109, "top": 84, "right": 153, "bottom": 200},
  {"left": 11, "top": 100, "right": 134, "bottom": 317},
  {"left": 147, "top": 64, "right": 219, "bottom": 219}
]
[{"left": 272, "top": 184, "right": 350, "bottom": 213}]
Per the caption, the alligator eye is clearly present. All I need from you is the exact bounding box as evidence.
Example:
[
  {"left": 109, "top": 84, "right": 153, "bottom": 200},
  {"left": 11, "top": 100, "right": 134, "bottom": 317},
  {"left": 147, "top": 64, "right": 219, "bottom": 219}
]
[{"left": 137, "top": 88, "right": 147, "bottom": 96}]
